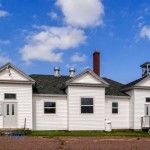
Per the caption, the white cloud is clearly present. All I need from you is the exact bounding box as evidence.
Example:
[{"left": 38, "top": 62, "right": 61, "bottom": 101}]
[
  {"left": 20, "top": 26, "right": 87, "bottom": 63},
  {"left": 48, "top": 12, "right": 58, "bottom": 19},
  {"left": 0, "top": 10, "right": 10, "bottom": 17},
  {"left": 139, "top": 26, "right": 150, "bottom": 40},
  {"left": 0, "top": 55, "right": 11, "bottom": 64},
  {"left": 56, "top": 0, "right": 104, "bottom": 28},
  {"left": 0, "top": 40, "right": 10, "bottom": 45},
  {"left": 71, "top": 53, "right": 87, "bottom": 62}
]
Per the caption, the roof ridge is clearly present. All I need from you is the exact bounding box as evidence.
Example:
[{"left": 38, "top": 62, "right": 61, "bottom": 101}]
[
  {"left": 30, "top": 74, "right": 70, "bottom": 77},
  {"left": 102, "top": 77, "right": 124, "bottom": 85}
]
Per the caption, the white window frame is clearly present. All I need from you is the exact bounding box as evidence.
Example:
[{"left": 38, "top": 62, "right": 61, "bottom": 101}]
[
  {"left": 81, "top": 97, "right": 94, "bottom": 114},
  {"left": 44, "top": 102, "right": 56, "bottom": 114},
  {"left": 112, "top": 102, "right": 118, "bottom": 114}
]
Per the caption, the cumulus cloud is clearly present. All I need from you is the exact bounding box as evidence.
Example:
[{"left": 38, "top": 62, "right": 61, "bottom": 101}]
[
  {"left": 0, "top": 10, "right": 10, "bottom": 17},
  {"left": 56, "top": 0, "right": 104, "bottom": 28},
  {"left": 20, "top": 26, "right": 87, "bottom": 63},
  {"left": 21, "top": 0, "right": 105, "bottom": 64},
  {"left": 139, "top": 26, "right": 150, "bottom": 40},
  {"left": 71, "top": 53, "right": 87, "bottom": 62}
]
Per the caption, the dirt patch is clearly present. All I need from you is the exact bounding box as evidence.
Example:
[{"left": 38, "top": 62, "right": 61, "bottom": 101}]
[{"left": 0, "top": 136, "right": 150, "bottom": 150}]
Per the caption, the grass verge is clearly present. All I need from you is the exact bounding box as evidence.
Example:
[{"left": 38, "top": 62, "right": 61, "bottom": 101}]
[{"left": 24, "top": 130, "right": 150, "bottom": 137}]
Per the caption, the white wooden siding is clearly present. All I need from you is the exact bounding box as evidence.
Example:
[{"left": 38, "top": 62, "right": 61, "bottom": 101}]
[
  {"left": 72, "top": 73, "right": 102, "bottom": 84},
  {"left": 133, "top": 89, "right": 150, "bottom": 129},
  {"left": 105, "top": 97, "right": 130, "bottom": 129},
  {"left": 0, "top": 67, "right": 28, "bottom": 81},
  {"left": 0, "top": 101, "right": 2, "bottom": 128},
  {"left": 0, "top": 117, "right": 3, "bottom": 128},
  {"left": 0, "top": 83, "right": 33, "bottom": 129},
  {"left": 68, "top": 86, "right": 105, "bottom": 130},
  {"left": 136, "top": 77, "right": 150, "bottom": 86},
  {"left": 33, "top": 96, "right": 67, "bottom": 130},
  {"left": 126, "top": 90, "right": 134, "bottom": 129}
]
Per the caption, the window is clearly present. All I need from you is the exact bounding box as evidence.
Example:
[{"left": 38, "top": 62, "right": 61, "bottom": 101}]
[
  {"left": 146, "top": 98, "right": 150, "bottom": 103},
  {"left": 7, "top": 104, "right": 9, "bottom": 115},
  {"left": 81, "top": 98, "right": 93, "bottom": 114},
  {"left": 44, "top": 102, "right": 56, "bottom": 114},
  {"left": 112, "top": 102, "right": 118, "bottom": 114},
  {"left": 12, "top": 104, "right": 14, "bottom": 115},
  {"left": 5, "top": 93, "right": 16, "bottom": 99}
]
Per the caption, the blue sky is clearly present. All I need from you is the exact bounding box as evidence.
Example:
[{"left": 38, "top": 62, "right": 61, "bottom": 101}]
[{"left": 0, "top": 0, "right": 150, "bottom": 83}]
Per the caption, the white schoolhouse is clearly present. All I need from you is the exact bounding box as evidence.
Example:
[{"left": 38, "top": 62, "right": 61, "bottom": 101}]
[{"left": 0, "top": 51, "right": 150, "bottom": 131}]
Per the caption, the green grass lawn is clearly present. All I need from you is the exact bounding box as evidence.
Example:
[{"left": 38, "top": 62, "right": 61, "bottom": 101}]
[{"left": 24, "top": 130, "right": 150, "bottom": 137}]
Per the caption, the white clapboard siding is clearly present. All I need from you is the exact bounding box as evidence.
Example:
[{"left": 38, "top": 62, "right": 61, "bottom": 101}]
[
  {"left": 72, "top": 73, "right": 102, "bottom": 84},
  {"left": 0, "top": 83, "right": 33, "bottom": 129},
  {"left": 0, "top": 101, "right": 2, "bottom": 128},
  {"left": 0, "top": 67, "right": 28, "bottom": 81},
  {"left": 133, "top": 89, "right": 150, "bottom": 129},
  {"left": 33, "top": 96, "right": 67, "bottom": 130},
  {"left": 126, "top": 90, "right": 134, "bottom": 129},
  {"left": 105, "top": 97, "right": 130, "bottom": 129},
  {"left": 136, "top": 77, "right": 150, "bottom": 87},
  {"left": 68, "top": 86, "right": 105, "bottom": 130}
]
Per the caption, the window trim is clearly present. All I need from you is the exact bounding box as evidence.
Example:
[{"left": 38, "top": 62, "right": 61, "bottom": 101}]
[
  {"left": 43, "top": 101, "right": 56, "bottom": 115},
  {"left": 80, "top": 97, "right": 94, "bottom": 114},
  {"left": 4, "top": 93, "right": 17, "bottom": 100},
  {"left": 112, "top": 102, "right": 118, "bottom": 114}
]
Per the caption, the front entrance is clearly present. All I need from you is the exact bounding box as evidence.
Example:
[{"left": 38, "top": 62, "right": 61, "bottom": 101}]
[{"left": 3, "top": 102, "right": 17, "bottom": 128}]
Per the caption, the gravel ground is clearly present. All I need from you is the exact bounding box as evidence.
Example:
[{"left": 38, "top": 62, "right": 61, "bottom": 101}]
[{"left": 0, "top": 136, "right": 150, "bottom": 150}]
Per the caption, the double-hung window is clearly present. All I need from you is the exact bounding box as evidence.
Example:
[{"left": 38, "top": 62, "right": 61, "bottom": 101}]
[
  {"left": 44, "top": 102, "right": 56, "bottom": 114},
  {"left": 112, "top": 102, "right": 118, "bottom": 114},
  {"left": 81, "top": 98, "right": 93, "bottom": 114}
]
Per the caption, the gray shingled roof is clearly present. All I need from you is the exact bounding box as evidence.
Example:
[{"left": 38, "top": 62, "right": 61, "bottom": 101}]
[
  {"left": 102, "top": 77, "right": 128, "bottom": 96},
  {"left": 30, "top": 74, "right": 71, "bottom": 95},
  {"left": 30, "top": 74, "right": 128, "bottom": 96},
  {"left": 121, "top": 76, "right": 147, "bottom": 91}
]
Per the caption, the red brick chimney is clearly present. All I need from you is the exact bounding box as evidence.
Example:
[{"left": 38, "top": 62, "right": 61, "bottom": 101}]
[{"left": 93, "top": 50, "right": 100, "bottom": 76}]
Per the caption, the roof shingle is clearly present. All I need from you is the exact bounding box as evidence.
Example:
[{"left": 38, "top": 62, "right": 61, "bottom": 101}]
[
  {"left": 30, "top": 74, "right": 128, "bottom": 96},
  {"left": 102, "top": 77, "right": 128, "bottom": 96}
]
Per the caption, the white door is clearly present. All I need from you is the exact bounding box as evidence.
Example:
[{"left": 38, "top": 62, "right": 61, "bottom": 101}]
[
  {"left": 3, "top": 102, "right": 17, "bottom": 128},
  {"left": 144, "top": 104, "right": 150, "bottom": 127}
]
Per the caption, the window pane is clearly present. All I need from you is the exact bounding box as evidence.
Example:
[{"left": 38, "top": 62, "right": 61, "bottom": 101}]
[
  {"left": 146, "top": 98, "right": 150, "bottom": 103},
  {"left": 44, "top": 108, "right": 56, "bottom": 114},
  {"left": 112, "top": 108, "right": 118, "bottom": 114},
  {"left": 44, "top": 102, "right": 55, "bottom": 107},
  {"left": 112, "top": 102, "right": 118, "bottom": 107},
  {"left": 5, "top": 94, "right": 16, "bottom": 99},
  {"left": 81, "top": 106, "right": 93, "bottom": 113},
  {"left": 81, "top": 98, "right": 93, "bottom": 105},
  {"left": 12, "top": 104, "right": 14, "bottom": 115},
  {"left": 7, "top": 104, "right": 9, "bottom": 115}
]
